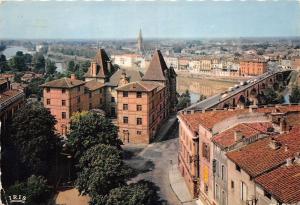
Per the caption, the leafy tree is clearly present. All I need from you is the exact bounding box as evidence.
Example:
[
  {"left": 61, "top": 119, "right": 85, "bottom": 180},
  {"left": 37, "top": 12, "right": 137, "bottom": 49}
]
[
  {"left": 76, "top": 144, "right": 134, "bottom": 197},
  {"left": 67, "top": 111, "right": 122, "bottom": 160},
  {"left": 8, "top": 51, "right": 27, "bottom": 71},
  {"left": 45, "top": 59, "right": 57, "bottom": 75},
  {"left": 10, "top": 103, "right": 60, "bottom": 177},
  {"left": 289, "top": 86, "right": 300, "bottom": 103},
  {"left": 177, "top": 90, "right": 191, "bottom": 110},
  {"left": 0, "top": 43, "right": 6, "bottom": 52},
  {"left": 103, "top": 181, "right": 162, "bottom": 205},
  {"left": 24, "top": 53, "right": 33, "bottom": 65},
  {"left": 0, "top": 54, "right": 9, "bottom": 72},
  {"left": 26, "top": 77, "right": 46, "bottom": 99},
  {"left": 7, "top": 175, "right": 51, "bottom": 205},
  {"left": 264, "top": 88, "right": 285, "bottom": 104},
  {"left": 68, "top": 60, "right": 75, "bottom": 72},
  {"left": 33, "top": 53, "right": 45, "bottom": 73}
]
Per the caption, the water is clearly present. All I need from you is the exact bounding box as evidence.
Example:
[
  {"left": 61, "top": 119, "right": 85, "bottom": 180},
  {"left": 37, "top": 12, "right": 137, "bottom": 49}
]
[
  {"left": 177, "top": 76, "right": 238, "bottom": 103},
  {"left": 1, "top": 46, "right": 34, "bottom": 59}
]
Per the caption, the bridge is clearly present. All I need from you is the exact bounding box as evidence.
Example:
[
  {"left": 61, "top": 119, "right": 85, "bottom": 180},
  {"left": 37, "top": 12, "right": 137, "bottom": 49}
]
[{"left": 185, "top": 70, "right": 292, "bottom": 111}]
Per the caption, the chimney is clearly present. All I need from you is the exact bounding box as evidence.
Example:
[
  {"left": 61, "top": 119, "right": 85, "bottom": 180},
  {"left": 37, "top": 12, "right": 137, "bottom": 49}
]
[
  {"left": 70, "top": 74, "right": 76, "bottom": 80},
  {"left": 269, "top": 138, "right": 281, "bottom": 150},
  {"left": 234, "top": 131, "right": 243, "bottom": 142},
  {"left": 286, "top": 157, "right": 293, "bottom": 167},
  {"left": 279, "top": 118, "right": 288, "bottom": 133},
  {"left": 284, "top": 144, "right": 289, "bottom": 152},
  {"left": 294, "top": 153, "right": 300, "bottom": 165}
]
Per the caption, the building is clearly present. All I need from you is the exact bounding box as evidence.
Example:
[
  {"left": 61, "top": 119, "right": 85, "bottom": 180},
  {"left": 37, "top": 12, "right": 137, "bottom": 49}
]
[
  {"left": 239, "top": 59, "right": 268, "bottom": 76},
  {"left": 137, "top": 29, "right": 144, "bottom": 55},
  {"left": 164, "top": 56, "right": 179, "bottom": 70},
  {"left": 0, "top": 78, "right": 25, "bottom": 135},
  {"left": 41, "top": 74, "right": 105, "bottom": 136},
  {"left": 177, "top": 105, "right": 300, "bottom": 205},
  {"left": 42, "top": 49, "right": 176, "bottom": 143},
  {"left": 111, "top": 53, "right": 144, "bottom": 69},
  {"left": 291, "top": 56, "right": 300, "bottom": 70},
  {"left": 116, "top": 50, "right": 177, "bottom": 144}
]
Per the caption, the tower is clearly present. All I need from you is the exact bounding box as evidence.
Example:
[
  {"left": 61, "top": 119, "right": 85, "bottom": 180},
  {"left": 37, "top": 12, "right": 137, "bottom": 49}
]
[{"left": 137, "top": 29, "right": 144, "bottom": 54}]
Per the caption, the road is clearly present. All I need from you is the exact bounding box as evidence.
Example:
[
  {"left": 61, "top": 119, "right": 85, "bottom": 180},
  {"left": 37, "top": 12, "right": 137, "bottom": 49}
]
[{"left": 123, "top": 128, "right": 181, "bottom": 205}]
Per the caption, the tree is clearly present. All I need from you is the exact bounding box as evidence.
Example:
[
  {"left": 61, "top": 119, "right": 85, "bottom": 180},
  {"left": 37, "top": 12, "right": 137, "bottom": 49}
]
[
  {"left": 45, "top": 59, "right": 57, "bottom": 75},
  {"left": 67, "top": 112, "right": 122, "bottom": 160},
  {"left": 0, "top": 54, "right": 9, "bottom": 72},
  {"left": 264, "top": 88, "right": 285, "bottom": 105},
  {"left": 68, "top": 60, "right": 75, "bottom": 72},
  {"left": 33, "top": 53, "right": 45, "bottom": 73},
  {"left": 10, "top": 103, "right": 60, "bottom": 177},
  {"left": 8, "top": 51, "right": 27, "bottom": 71},
  {"left": 176, "top": 90, "right": 191, "bottom": 110},
  {"left": 103, "top": 181, "right": 162, "bottom": 205},
  {"left": 76, "top": 144, "right": 134, "bottom": 197},
  {"left": 289, "top": 86, "right": 300, "bottom": 103},
  {"left": 7, "top": 175, "right": 51, "bottom": 205},
  {"left": 26, "top": 77, "right": 46, "bottom": 99}
]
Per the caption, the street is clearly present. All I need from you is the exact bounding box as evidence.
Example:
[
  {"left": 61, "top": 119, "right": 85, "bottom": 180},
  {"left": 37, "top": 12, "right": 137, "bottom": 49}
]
[{"left": 123, "top": 127, "right": 181, "bottom": 205}]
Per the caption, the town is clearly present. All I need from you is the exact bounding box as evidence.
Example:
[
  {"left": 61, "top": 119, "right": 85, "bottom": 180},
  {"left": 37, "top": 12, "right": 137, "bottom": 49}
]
[{"left": 1, "top": 1, "right": 300, "bottom": 205}]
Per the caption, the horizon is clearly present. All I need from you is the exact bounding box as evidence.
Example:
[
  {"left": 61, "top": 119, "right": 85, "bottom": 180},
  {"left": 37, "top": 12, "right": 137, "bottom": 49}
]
[{"left": 0, "top": 1, "right": 300, "bottom": 39}]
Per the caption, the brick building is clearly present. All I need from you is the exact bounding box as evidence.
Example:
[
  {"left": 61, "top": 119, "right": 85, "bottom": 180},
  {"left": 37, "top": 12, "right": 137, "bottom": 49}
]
[
  {"left": 41, "top": 49, "right": 176, "bottom": 143},
  {"left": 177, "top": 105, "right": 300, "bottom": 205},
  {"left": 0, "top": 78, "right": 25, "bottom": 135},
  {"left": 239, "top": 59, "right": 268, "bottom": 76}
]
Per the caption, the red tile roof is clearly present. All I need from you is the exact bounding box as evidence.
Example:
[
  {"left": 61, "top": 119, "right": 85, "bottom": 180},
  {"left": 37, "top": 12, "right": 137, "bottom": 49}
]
[
  {"left": 40, "top": 78, "right": 85, "bottom": 88},
  {"left": 85, "top": 48, "right": 112, "bottom": 78},
  {"left": 0, "top": 89, "right": 24, "bottom": 104},
  {"left": 116, "top": 81, "right": 161, "bottom": 92},
  {"left": 212, "top": 122, "right": 272, "bottom": 149},
  {"left": 227, "top": 127, "right": 300, "bottom": 177},
  {"left": 142, "top": 50, "right": 168, "bottom": 81},
  {"left": 84, "top": 81, "right": 105, "bottom": 91},
  {"left": 255, "top": 164, "right": 300, "bottom": 203}
]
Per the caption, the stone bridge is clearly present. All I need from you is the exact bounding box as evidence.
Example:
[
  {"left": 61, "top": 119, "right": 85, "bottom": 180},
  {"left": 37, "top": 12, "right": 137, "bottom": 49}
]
[{"left": 186, "top": 70, "right": 291, "bottom": 111}]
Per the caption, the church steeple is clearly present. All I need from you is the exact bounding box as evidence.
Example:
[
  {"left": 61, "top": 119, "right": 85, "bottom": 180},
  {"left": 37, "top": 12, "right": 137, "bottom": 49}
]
[{"left": 137, "top": 29, "right": 144, "bottom": 54}]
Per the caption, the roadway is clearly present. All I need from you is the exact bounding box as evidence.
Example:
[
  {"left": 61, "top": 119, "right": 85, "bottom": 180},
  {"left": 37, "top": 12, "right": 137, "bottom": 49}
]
[{"left": 185, "top": 71, "right": 280, "bottom": 110}]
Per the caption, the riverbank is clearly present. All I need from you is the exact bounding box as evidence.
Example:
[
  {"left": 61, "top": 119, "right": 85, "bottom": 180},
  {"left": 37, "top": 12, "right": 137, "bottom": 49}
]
[{"left": 176, "top": 71, "right": 251, "bottom": 83}]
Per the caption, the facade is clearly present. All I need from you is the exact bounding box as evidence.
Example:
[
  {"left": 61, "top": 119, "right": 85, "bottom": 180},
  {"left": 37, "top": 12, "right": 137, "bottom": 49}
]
[
  {"left": 239, "top": 59, "right": 268, "bottom": 76},
  {"left": 291, "top": 56, "right": 300, "bottom": 70},
  {"left": 116, "top": 50, "right": 177, "bottom": 144},
  {"left": 41, "top": 74, "right": 105, "bottom": 136},
  {"left": 111, "top": 54, "right": 143, "bottom": 69},
  {"left": 178, "top": 105, "right": 300, "bottom": 205},
  {"left": 0, "top": 78, "right": 25, "bottom": 135}
]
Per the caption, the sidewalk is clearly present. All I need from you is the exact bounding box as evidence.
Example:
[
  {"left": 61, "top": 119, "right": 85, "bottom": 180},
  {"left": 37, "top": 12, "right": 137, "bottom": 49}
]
[
  {"left": 155, "top": 114, "right": 178, "bottom": 142},
  {"left": 169, "top": 164, "right": 197, "bottom": 205}
]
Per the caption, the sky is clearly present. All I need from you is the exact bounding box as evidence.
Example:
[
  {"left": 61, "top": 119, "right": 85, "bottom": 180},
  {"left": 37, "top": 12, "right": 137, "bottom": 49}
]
[{"left": 0, "top": 0, "right": 300, "bottom": 39}]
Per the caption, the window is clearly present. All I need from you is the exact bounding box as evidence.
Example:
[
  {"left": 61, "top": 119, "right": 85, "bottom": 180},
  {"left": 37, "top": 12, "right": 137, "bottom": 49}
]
[
  {"left": 100, "top": 98, "right": 103, "bottom": 104},
  {"left": 62, "top": 89, "right": 66, "bottom": 94},
  {"left": 77, "top": 87, "right": 80, "bottom": 92},
  {"left": 202, "top": 143, "right": 210, "bottom": 161},
  {"left": 221, "top": 165, "right": 226, "bottom": 180},
  {"left": 111, "top": 107, "right": 116, "bottom": 117},
  {"left": 62, "top": 100, "right": 66, "bottom": 106},
  {"left": 89, "top": 103, "right": 92, "bottom": 109},
  {"left": 46, "top": 88, "right": 50, "bottom": 93},
  {"left": 62, "top": 112, "right": 66, "bottom": 119},
  {"left": 137, "top": 105, "right": 142, "bottom": 111},
  {"left": 46, "top": 99, "right": 50, "bottom": 105},
  {"left": 137, "top": 118, "right": 142, "bottom": 125},
  {"left": 123, "top": 91, "right": 128, "bottom": 97},
  {"left": 136, "top": 92, "right": 142, "bottom": 98},
  {"left": 240, "top": 182, "right": 247, "bottom": 201},
  {"left": 123, "top": 104, "right": 128, "bottom": 110},
  {"left": 123, "top": 116, "right": 128, "bottom": 124},
  {"left": 215, "top": 184, "right": 220, "bottom": 201},
  {"left": 236, "top": 164, "right": 241, "bottom": 172},
  {"left": 264, "top": 190, "right": 272, "bottom": 200},
  {"left": 89, "top": 92, "right": 92, "bottom": 98},
  {"left": 137, "top": 131, "right": 142, "bottom": 135},
  {"left": 111, "top": 97, "right": 115, "bottom": 103},
  {"left": 77, "top": 97, "right": 81, "bottom": 103}
]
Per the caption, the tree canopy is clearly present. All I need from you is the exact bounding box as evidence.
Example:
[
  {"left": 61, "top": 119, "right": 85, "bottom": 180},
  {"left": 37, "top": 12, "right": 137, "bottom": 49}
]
[
  {"left": 76, "top": 144, "right": 134, "bottom": 197},
  {"left": 10, "top": 103, "right": 60, "bottom": 177},
  {"left": 67, "top": 111, "right": 122, "bottom": 160}
]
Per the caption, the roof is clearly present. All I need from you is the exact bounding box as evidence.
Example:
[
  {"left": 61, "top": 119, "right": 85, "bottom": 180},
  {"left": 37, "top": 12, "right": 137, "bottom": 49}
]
[
  {"left": 212, "top": 122, "right": 272, "bottom": 149},
  {"left": 0, "top": 89, "right": 24, "bottom": 104},
  {"left": 84, "top": 81, "right": 105, "bottom": 91},
  {"left": 255, "top": 164, "right": 300, "bottom": 203},
  {"left": 40, "top": 78, "right": 85, "bottom": 88},
  {"left": 109, "top": 69, "right": 143, "bottom": 87},
  {"left": 142, "top": 50, "right": 168, "bottom": 81},
  {"left": 116, "top": 81, "right": 161, "bottom": 92},
  {"left": 84, "top": 48, "right": 112, "bottom": 78},
  {"left": 227, "top": 127, "right": 300, "bottom": 177}
]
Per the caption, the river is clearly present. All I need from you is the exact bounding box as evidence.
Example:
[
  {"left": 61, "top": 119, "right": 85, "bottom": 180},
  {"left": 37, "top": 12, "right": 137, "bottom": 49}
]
[
  {"left": 177, "top": 76, "right": 238, "bottom": 103},
  {"left": 2, "top": 46, "right": 35, "bottom": 59}
]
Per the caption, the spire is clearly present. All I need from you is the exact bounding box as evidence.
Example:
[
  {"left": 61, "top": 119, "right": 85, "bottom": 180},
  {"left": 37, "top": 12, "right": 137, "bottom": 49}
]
[
  {"left": 137, "top": 28, "right": 144, "bottom": 54},
  {"left": 142, "top": 50, "right": 168, "bottom": 81}
]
